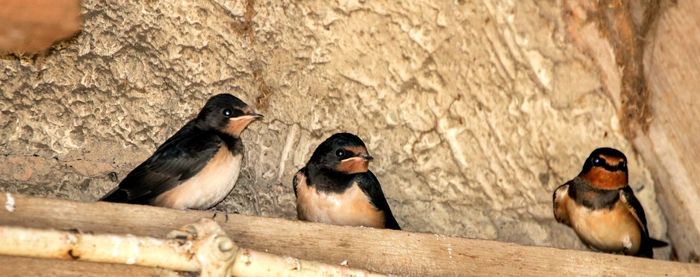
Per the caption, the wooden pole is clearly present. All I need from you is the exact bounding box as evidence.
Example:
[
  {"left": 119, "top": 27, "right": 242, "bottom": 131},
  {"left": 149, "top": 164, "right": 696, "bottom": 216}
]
[
  {"left": 0, "top": 256, "right": 178, "bottom": 277},
  {"left": 1, "top": 193, "right": 699, "bottom": 276},
  {"left": 0, "top": 218, "right": 383, "bottom": 276},
  {"left": 0, "top": 225, "right": 199, "bottom": 271}
]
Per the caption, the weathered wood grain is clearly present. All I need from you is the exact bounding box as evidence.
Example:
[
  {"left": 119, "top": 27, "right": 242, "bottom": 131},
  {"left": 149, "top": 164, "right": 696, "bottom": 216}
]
[
  {"left": 0, "top": 255, "right": 178, "bottom": 277},
  {"left": 637, "top": 0, "right": 700, "bottom": 262},
  {"left": 0, "top": 194, "right": 698, "bottom": 276}
]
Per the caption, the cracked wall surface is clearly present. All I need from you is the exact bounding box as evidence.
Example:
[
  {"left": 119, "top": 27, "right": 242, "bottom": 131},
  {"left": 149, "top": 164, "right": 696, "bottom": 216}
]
[{"left": 0, "top": 0, "right": 669, "bottom": 257}]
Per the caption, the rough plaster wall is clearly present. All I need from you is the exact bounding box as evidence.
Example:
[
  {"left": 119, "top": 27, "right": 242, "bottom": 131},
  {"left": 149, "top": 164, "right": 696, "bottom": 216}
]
[{"left": 0, "top": 0, "right": 669, "bottom": 256}]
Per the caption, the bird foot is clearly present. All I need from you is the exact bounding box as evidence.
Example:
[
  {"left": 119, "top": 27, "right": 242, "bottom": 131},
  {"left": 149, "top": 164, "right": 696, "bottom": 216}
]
[
  {"left": 211, "top": 210, "right": 229, "bottom": 223},
  {"left": 62, "top": 227, "right": 93, "bottom": 235}
]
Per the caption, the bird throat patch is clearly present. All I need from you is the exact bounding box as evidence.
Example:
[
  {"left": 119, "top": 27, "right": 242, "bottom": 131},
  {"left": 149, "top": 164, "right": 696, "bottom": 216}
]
[
  {"left": 336, "top": 157, "right": 369, "bottom": 174},
  {"left": 225, "top": 115, "right": 256, "bottom": 136},
  {"left": 582, "top": 167, "right": 627, "bottom": 190}
]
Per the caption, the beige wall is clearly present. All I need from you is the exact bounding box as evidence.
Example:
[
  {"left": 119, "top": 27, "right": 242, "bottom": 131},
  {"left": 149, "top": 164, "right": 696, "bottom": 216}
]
[{"left": 0, "top": 0, "right": 669, "bottom": 257}]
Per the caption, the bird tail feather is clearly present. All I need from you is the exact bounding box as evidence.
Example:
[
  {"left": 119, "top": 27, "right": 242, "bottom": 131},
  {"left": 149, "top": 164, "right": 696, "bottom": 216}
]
[{"left": 649, "top": 237, "right": 669, "bottom": 248}]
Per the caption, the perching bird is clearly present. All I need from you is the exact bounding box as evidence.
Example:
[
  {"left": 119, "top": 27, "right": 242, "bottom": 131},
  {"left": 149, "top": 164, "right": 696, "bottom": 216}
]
[
  {"left": 293, "top": 132, "right": 401, "bottom": 230},
  {"left": 553, "top": 147, "right": 667, "bottom": 258},
  {"left": 100, "top": 93, "right": 262, "bottom": 210}
]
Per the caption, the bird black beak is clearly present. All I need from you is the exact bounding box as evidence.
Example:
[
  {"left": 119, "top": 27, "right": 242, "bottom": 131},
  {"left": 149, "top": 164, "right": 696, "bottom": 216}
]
[
  {"left": 360, "top": 153, "right": 374, "bottom": 161},
  {"left": 250, "top": 113, "right": 264, "bottom": 120},
  {"left": 242, "top": 106, "right": 263, "bottom": 120}
]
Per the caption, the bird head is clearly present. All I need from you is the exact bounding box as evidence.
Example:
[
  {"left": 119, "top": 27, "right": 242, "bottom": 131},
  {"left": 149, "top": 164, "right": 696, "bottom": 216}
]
[
  {"left": 309, "top": 132, "right": 374, "bottom": 175},
  {"left": 579, "top": 147, "right": 629, "bottom": 190},
  {"left": 197, "top": 93, "right": 263, "bottom": 137}
]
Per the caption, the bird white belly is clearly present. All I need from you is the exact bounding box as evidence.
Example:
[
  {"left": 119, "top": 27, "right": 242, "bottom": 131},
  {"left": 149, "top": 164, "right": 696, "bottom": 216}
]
[
  {"left": 295, "top": 176, "right": 385, "bottom": 228},
  {"left": 154, "top": 149, "right": 242, "bottom": 210},
  {"left": 567, "top": 200, "right": 641, "bottom": 253}
]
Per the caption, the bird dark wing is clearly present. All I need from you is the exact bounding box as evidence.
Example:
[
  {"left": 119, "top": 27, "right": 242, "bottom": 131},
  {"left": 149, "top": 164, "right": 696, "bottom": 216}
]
[
  {"left": 357, "top": 171, "right": 401, "bottom": 230},
  {"left": 553, "top": 181, "right": 573, "bottom": 226},
  {"left": 620, "top": 186, "right": 648, "bottom": 232},
  {"left": 620, "top": 186, "right": 656, "bottom": 257},
  {"left": 292, "top": 167, "right": 308, "bottom": 198},
  {"left": 100, "top": 123, "right": 221, "bottom": 204}
]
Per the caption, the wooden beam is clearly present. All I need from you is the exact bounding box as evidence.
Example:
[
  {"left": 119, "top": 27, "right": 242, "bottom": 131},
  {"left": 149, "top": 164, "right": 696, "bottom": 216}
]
[
  {"left": 1, "top": 193, "right": 699, "bottom": 276},
  {"left": 637, "top": 0, "right": 700, "bottom": 262},
  {"left": 0, "top": 255, "right": 177, "bottom": 276}
]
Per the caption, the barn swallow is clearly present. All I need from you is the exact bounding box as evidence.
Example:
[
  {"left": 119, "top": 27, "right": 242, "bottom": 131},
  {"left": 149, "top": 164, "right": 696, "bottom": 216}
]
[
  {"left": 553, "top": 147, "right": 668, "bottom": 258},
  {"left": 293, "top": 133, "right": 401, "bottom": 230},
  {"left": 100, "top": 93, "right": 262, "bottom": 210}
]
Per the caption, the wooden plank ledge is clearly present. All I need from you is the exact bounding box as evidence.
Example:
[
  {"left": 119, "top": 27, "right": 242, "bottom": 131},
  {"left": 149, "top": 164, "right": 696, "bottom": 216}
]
[{"left": 0, "top": 193, "right": 698, "bottom": 276}]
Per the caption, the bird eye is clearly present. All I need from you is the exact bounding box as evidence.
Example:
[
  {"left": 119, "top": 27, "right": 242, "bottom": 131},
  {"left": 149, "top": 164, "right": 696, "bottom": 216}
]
[
  {"left": 336, "top": 149, "right": 346, "bottom": 158},
  {"left": 592, "top": 157, "right": 603, "bottom": 166},
  {"left": 223, "top": 109, "right": 232, "bottom": 117},
  {"left": 619, "top": 161, "right": 627, "bottom": 170}
]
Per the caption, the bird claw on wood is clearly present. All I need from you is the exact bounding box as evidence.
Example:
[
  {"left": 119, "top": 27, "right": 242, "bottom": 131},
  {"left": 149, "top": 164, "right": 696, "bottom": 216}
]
[{"left": 211, "top": 211, "right": 230, "bottom": 223}]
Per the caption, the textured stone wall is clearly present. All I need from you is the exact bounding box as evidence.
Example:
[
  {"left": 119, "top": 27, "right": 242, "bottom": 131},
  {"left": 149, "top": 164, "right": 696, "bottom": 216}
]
[{"left": 0, "top": 0, "right": 669, "bottom": 257}]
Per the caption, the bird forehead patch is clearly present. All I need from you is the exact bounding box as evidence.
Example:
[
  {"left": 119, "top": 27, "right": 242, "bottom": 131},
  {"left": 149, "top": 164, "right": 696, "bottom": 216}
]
[
  {"left": 343, "top": 146, "right": 367, "bottom": 155},
  {"left": 598, "top": 154, "right": 625, "bottom": 166}
]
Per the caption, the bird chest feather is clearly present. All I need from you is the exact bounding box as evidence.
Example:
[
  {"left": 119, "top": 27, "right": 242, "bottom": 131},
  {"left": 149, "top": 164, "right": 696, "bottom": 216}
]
[
  {"left": 153, "top": 146, "right": 242, "bottom": 210},
  {"left": 295, "top": 173, "right": 386, "bottom": 228}
]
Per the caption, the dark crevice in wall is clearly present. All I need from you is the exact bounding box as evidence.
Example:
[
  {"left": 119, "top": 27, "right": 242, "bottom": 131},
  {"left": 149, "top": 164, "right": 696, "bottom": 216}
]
[{"left": 593, "top": 0, "right": 653, "bottom": 138}]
